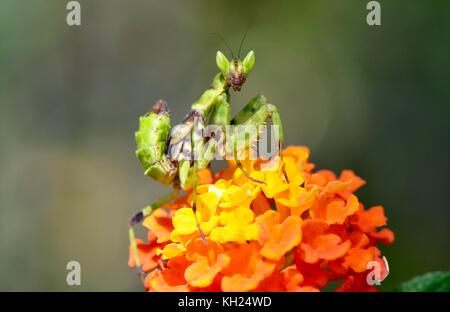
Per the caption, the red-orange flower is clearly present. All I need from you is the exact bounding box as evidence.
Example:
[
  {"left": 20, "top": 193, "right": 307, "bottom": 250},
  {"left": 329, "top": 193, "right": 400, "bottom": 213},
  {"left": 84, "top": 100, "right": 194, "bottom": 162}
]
[{"left": 129, "top": 146, "right": 394, "bottom": 292}]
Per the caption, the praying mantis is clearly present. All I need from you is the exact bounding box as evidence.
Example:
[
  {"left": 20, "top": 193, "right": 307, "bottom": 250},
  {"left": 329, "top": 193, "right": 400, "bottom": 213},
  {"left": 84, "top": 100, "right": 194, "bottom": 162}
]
[{"left": 128, "top": 48, "right": 288, "bottom": 275}]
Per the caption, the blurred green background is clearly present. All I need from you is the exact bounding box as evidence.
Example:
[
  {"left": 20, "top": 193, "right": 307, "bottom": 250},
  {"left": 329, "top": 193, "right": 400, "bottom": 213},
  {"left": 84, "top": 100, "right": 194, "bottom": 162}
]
[{"left": 0, "top": 0, "right": 449, "bottom": 291}]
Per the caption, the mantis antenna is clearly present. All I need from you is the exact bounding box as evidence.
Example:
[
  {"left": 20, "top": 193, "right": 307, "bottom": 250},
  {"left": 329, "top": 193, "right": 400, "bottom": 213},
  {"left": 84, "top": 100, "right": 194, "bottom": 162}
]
[
  {"left": 211, "top": 33, "right": 234, "bottom": 59},
  {"left": 238, "top": 19, "right": 253, "bottom": 58}
]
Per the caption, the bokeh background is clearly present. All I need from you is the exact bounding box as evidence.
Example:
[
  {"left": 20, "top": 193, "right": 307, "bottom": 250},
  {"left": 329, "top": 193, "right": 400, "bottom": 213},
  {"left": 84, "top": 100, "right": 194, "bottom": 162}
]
[{"left": 1, "top": 0, "right": 449, "bottom": 291}]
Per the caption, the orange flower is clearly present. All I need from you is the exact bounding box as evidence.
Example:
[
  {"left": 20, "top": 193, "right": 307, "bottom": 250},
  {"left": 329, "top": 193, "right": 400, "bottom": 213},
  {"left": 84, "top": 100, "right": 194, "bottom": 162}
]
[
  {"left": 370, "top": 228, "right": 395, "bottom": 245},
  {"left": 344, "top": 246, "right": 381, "bottom": 273},
  {"left": 298, "top": 219, "right": 351, "bottom": 264},
  {"left": 146, "top": 256, "right": 191, "bottom": 292},
  {"left": 129, "top": 146, "right": 395, "bottom": 292},
  {"left": 350, "top": 206, "right": 387, "bottom": 233},
  {"left": 221, "top": 242, "right": 276, "bottom": 292},
  {"left": 310, "top": 195, "right": 360, "bottom": 224},
  {"left": 184, "top": 239, "right": 230, "bottom": 288},
  {"left": 142, "top": 208, "right": 173, "bottom": 243},
  {"left": 256, "top": 210, "right": 302, "bottom": 261},
  {"left": 127, "top": 232, "right": 160, "bottom": 272}
]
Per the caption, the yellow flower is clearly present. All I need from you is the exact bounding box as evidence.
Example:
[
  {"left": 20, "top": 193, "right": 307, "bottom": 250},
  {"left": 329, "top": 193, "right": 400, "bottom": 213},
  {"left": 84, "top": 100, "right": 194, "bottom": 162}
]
[
  {"left": 210, "top": 206, "right": 259, "bottom": 243},
  {"left": 220, "top": 183, "right": 260, "bottom": 209},
  {"left": 171, "top": 207, "right": 220, "bottom": 236},
  {"left": 157, "top": 243, "right": 186, "bottom": 259}
]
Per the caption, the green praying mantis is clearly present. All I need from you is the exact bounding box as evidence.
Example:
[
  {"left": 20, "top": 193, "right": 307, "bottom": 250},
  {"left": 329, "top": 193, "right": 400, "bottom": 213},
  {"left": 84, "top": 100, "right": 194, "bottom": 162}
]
[{"left": 128, "top": 47, "right": 288, "bottom": 275}]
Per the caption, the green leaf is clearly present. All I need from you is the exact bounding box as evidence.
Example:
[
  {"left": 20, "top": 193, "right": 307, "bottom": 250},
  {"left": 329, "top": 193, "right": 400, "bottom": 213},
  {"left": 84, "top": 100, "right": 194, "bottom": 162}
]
[{"left": 397, "top": 271, "right": 450, "bottom": 292}]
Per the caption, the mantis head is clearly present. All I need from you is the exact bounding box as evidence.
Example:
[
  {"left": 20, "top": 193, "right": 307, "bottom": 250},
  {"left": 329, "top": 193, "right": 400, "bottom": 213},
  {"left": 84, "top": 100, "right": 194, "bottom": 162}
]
[{"left": 216, "top": 50, "right": 255, "bottom": 91}]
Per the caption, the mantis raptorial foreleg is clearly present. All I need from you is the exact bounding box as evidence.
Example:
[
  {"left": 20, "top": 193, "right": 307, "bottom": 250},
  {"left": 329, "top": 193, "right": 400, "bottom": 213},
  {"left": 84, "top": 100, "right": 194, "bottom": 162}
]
[
  {"left": 230, "top": 94, "right": 266, "bottom": 125},
  {"left": 197, "top": 94, "right": 230, "bottom": 169},
  {"left": 230, "top": 95, "right": 289, "bottom": 183}
]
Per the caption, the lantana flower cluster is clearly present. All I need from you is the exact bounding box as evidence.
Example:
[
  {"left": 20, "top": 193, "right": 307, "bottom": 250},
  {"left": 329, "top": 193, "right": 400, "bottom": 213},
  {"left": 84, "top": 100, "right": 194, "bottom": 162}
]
[{"left": 129, "top": 146, "right": 394, "bottom": 291}]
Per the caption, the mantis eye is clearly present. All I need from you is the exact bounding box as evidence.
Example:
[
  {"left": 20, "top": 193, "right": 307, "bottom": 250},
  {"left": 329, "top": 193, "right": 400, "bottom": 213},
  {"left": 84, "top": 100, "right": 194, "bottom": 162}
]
[
  {"left": 242, "top": 50, "right": 255, "bottom": 76},
  {"left": 216, "top": 51, "right": 229, "bottom": 75}
]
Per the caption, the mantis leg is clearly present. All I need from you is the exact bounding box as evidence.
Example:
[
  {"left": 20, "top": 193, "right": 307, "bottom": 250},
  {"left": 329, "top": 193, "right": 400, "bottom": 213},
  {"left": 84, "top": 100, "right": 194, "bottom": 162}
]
[
  {"left": 229, "top": 95, "right": 270, "bottom": 184},
  {"left": 177, "top": 114, "right": 208, "bottom": 243},
  {"left": 191, "top": 160, "right": 207, "bottom": 243},
  {"left": 230, "top": 94, "right": 266, "bottom": 125},
  {"left": 128, "top": 189, "right": 179, "bottom": 276},
  {"left": 178, "top": 159, "right": 207, "bottom": 244},
  {"left": 231, "top": 95, "right": 289, "bottom": 183},
  {"left": 191, "top": 113, "right": 208, "bottom": 243}
]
